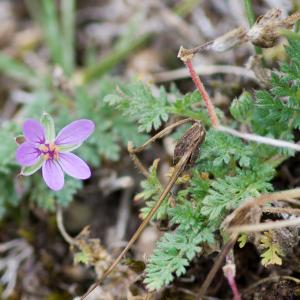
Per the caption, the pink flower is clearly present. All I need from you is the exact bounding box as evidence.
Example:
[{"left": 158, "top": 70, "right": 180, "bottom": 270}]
[{"left": 16, "top": 115, "right": 95, "bottom": 191}]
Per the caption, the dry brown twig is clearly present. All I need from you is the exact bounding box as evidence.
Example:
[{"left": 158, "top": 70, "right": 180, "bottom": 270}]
[
  {"left": 81, "top": 121, "right": 206, "bottom": 299},
  {"left": 221, "top": 188, "right": 300, "bottom": 236}
]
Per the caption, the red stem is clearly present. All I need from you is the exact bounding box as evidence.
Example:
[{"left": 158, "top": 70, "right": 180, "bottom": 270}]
[
  {"left": 226, "top": 272, "right": 242, "bottom": 300},
  {"left": 185, "top": 59, "right": 219, "bottom": 127}
]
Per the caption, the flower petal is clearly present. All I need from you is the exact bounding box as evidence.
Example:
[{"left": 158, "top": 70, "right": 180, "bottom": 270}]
[
  {"left": 42, "top": 160, "right": 64, "bottom": 191},
  {"left": 16, "top": 142, "right": 41, "bottom": 166},
  {"left": 55, "top": 119, "right": 95, "bottom": 145},
  {"left": 58, "top": 152, "right": 91, "bottom": 179},
  {"left": 23, "top": 119, "right": 45, "bottom": 144}
]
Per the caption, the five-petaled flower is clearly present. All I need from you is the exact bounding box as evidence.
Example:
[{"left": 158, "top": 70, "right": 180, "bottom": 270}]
[{"left": 16, "top": 113, "right": 95, "bottom": 191}]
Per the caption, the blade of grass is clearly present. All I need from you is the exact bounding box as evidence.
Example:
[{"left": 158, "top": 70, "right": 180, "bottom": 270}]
[
  {"left": 81, "top": 3, "right": 196, "bottom": 83},
  {"left": 243, "top": 0, "right": 263, "bottom": 55},
  {"left": 81, "top": 33, "right": 150, "bottom": 83},
  {"left": 0, "top": 53, "right": 46, "bottom": 87},
  {"left": 174, "top": 0, "right": 201, "bottom": 17},
  {"left": 24, "top": 0, "right": 42, "bottom": 24},
  {"left": 61, "top": 0, "right": 75, "bottom": 76},
  {"left": 41, "top": 0, "right": 63, "bottom": 67}
]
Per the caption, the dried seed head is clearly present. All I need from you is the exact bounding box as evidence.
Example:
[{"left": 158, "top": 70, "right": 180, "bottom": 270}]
[
  {"left": 246, "top": 55, "right": 272, "bottom": 88},
  {"left": 177, "top": 45, "right": 195, "bottom": 62},
  {"left": 210, "top": 27, "right": 248, "bottom": 52},
  {"left": 247, "top": 8, "right": 300, "bottom": 48},
  {"left": 173, "top": 122, "right": 206, "bottom": 166}
]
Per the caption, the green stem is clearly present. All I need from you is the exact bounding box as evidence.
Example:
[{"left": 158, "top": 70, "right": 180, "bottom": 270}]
[
  {"left": 61, "top": 0, "right": 75, "bottom": 76},
  {"left": 41, "top": 0, "right": 63, "bottom": 67},
  {"left": 243, "top": 0, "right": 263, "bottom": 55},
  {"left": 81, "top": 33, "right": 150, "bottom": 83},
  {"left": 294, "top": 1, "right": 300, "bottom": 32},
  {"left": 174, "top": 0, "right": 201, "bottom": 16},
  {"left": 295, "top": 20, "right": 300, "bottom": 33},
  {"left": 81, "top": 2, "right": 197, "bottom": 83},
  {"left": 280, "top": 28, "right": 300, "bottom": 41}
]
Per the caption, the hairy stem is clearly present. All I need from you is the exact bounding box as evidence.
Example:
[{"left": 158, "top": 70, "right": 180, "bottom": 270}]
[{"left": 185, "top": 59, "right": 219, "bottom": 127}]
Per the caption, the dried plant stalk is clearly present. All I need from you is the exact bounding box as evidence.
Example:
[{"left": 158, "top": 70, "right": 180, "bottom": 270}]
[{"left": 81, "top": 122, "right": 206, "bottom": 300}]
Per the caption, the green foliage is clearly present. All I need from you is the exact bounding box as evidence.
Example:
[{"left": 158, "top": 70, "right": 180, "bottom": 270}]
[
  {"left": 238, "top": 233, "right": 248, "bottom": 248},
  {"left": 200, "top": 167, "right": 274, "bottom": 224},
  {"left": 1, "top": 3, "right": 300, "bottom": 294},
  {"left": 30, "top": 175, "right": 82, "bottom": 211},
  {"left": 0, "top": 123, "right": 20, "bottom": 218},
  {"left": 230, "top": 91, "right": 254, "bottom": 123},
  {"left": 140, "top": 38, "right": 300, "bottom": 291},
  {"left": 136, "top": 159, "right": 169, "bottom": 220},
  {"left": 198, "top": 130, "right": 254, "bottom": 176},
  {"left": 0, "top": 123, "right": 18, "bottom": 174},
  {"left": 74, "top": 251, "right": 90, "bottom": 265},
  {"left": 104, "top": 81, "right": 170, "bottom": 132},
  {"left": 249, "top": 41, "right": 300, "bottom": 147},
  {"left": 260, "top": 231, "right": 283, "bottom": 266},
  {"left": 169, "top": 91, "right": 211, "bottom": 124},
  {"left": 144, "top": 226, "right": 213, "bottom": 291}
]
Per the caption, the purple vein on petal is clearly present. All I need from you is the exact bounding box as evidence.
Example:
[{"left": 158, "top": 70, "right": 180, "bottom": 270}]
[
  {"left": 55, "top": 119, "right": 95, "bottom": 145},
  {"left": 59, "top": 152, "right": 91, "bottom": 179},
  {"left": 23, "top": 119, "right": 45, "bottom": 144},
  {"left": 42, "top": 160, "right": 64, "bottom": 191},
  {"left": 16, "top": 142, "right": 41, "bottom": 166}
]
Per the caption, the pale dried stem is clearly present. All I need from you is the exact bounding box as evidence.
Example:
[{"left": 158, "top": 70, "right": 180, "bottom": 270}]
[
  {"left": 130, "top": 118, "right": 192, "bottom": 153},
  {"left": 127, "top": 118, "right": 192, "bottom": 177},
  {"left": 128, "top": 143, "right": 149, "bottom": 177},
  {"left": 154, "top": 64, "right": 256, "bottom": 83},
  {"left": 242, "top": 188, "right": 300, "bottom": 208},
  {"left": 81, "top": 145, "right": 196, "bottom": 300},
  {"left": 262, "top": 207, "right": 300, "bottom": 215},
  {"left": 217, "top": 125, "right": 300, "bottom": 152},
  {"left": 229, "top": 216, "right": 300, "bottom": 233},
  {"left": 56, "top": 205, "right": 76, "bottom": 245},
  {"left": 223, "top": 188, "right": 300, "bottom": 232}
]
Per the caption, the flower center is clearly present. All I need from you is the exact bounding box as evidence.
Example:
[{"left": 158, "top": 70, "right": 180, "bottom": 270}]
[{"left": 39, "top": 143, "right": 59, "bottom": 161}]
